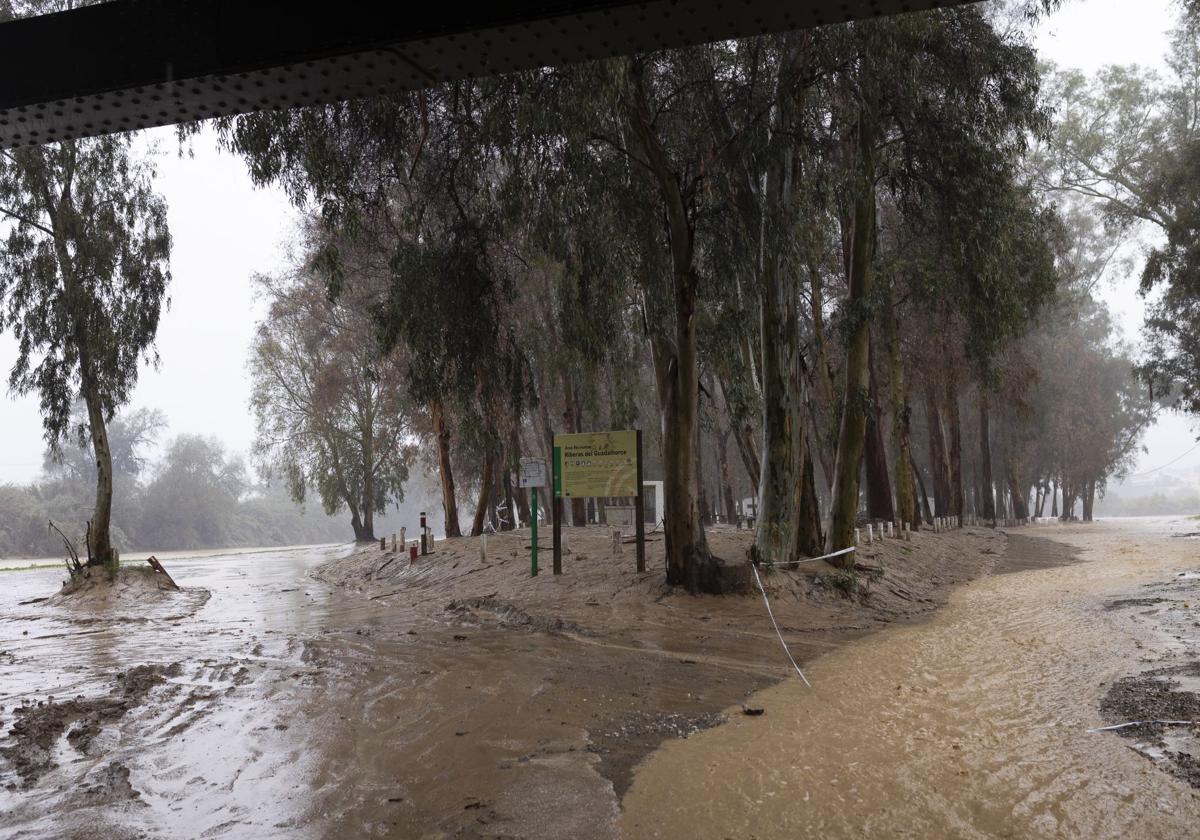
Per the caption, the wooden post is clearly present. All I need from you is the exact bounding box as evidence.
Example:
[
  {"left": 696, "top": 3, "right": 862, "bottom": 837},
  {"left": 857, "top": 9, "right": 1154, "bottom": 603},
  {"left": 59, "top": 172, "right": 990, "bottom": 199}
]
[{"left": 635, "top": 429, "right": 646, "bottom": 574}]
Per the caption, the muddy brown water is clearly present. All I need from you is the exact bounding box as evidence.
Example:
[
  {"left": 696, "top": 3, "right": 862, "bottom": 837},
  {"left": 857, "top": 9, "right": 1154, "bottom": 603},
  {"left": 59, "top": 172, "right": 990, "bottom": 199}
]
[
  {"left": 0, "top": 545, "right": 359, "bottom": 838},
  {"left": 3, "top": 520, "right": 1199, "bottom": 838},
  {"left": 621, "top": 519, "right": 1200, "bottom": 839}
]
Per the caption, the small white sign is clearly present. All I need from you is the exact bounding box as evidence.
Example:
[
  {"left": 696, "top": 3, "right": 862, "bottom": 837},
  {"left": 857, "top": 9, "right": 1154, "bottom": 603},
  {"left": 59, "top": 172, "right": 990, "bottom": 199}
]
[{"left": 519, "top": 457, "right": 548, "bottom": 488}]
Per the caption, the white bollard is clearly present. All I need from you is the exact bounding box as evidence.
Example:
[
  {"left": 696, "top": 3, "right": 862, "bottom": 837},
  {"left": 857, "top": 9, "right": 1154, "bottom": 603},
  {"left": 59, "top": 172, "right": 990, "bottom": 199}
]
[
  {"left": 867, "top": 524, "right": 874, "bottom": 544},
  {"left": 855, "top": 528, "right": 861, "bottom": 546},
  {"left": 480, "top": 534, "right": 487, "bottom": 563}
]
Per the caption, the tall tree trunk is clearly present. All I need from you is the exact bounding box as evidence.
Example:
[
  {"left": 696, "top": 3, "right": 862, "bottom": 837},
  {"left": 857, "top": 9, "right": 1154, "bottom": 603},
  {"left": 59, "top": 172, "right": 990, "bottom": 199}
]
[
  {"left": 470, "top": 454, "right": 494, "bottom": 537},
  {"left": 348, "top": 507, "right": 366, "bottom": 542},
  {"left": 361, "top": 420, "right": 376, "bottom": 543},
  {"left": 884, "top": 283, "right": 915, "bottom": 527},
  {"left": 625, "top": 58, "right": 717, "bottom": 592},
  {"left": 825, "top": 108, "right": 876, "bottom": 560},
  {"left": 863, "top": 346, "right": 894, "bottom": 522},
  {"left": 978, "top": 393, "right": 996, "bottom": 523},
  {"left": 562, "top": 389, "right": 587, "bottom": 527},
  {"left": 697, "top": 420, "right": 712, "bottom": 527},
  {"left": 1006, "top": 460, "right": 1029, "bottom": 520},
  {"left": 715, "top": 425, "right": 737, "bottom": 524},
  {"left": 808, "top": 259, "right": 838, "bottom": 491},
  {"left": 1083, "top": 480, "right": 1096, "bottom": 522},
  {"left": 945, "top": 373, "right": 963, "bottom": 520},
  {"left": 720, "top": 374, "right": 761, "bottom": 492},
  {"left": 912, "top": 454, "right": 933, "bottom": 526},
  {"left": 923, "top": 384, "right": 951, "bottom": 517},
  {"left": 431, "top": 398, "right": 462, "bottom": 538},
  {"left": 81, "top": 377, "right": 115, "bottom": 566},
  {"left": 1051, "top": 478, "right": 1059, "bottom": 518},
  {"left": 510, "top": 425, "right": 531, "bottom": 527}
]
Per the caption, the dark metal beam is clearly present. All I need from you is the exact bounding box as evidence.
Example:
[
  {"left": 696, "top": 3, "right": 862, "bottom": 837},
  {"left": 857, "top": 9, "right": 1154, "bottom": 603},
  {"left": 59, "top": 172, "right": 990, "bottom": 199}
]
[{"left": 0, "top": 0, "right": 968, "bottom": 148}]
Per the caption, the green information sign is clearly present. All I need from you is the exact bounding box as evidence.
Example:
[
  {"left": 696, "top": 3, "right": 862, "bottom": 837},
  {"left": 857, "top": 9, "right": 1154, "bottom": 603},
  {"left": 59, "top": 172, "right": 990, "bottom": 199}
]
[{"left": 553, "top": 430, "right": 639, "bottom": 498}]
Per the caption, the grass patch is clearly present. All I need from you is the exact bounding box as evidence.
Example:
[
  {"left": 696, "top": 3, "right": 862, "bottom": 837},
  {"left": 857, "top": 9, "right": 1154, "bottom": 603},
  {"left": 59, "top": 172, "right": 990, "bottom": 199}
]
[{"left": 0, "top": 561, "right": 61, "bottom": 573}]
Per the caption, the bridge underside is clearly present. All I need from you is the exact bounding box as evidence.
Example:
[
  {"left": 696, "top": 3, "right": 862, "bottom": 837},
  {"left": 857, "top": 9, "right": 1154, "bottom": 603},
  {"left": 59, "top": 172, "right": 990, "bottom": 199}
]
[{"left": 0, "top": 0, "right": 968, "bottom": 149}]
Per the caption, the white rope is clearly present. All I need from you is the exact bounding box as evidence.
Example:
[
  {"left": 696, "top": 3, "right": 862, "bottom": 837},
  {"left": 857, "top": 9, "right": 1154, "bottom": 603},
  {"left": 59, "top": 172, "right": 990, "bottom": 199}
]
[
  {"left": 751, "top": 563, "right": 811, "bottom": 688},
  {"left": 1087, "top": 719, "right": 1198, "bottom": 733},
  {"left": 756, "top": 546, "right": 856, "bottom": 568}
]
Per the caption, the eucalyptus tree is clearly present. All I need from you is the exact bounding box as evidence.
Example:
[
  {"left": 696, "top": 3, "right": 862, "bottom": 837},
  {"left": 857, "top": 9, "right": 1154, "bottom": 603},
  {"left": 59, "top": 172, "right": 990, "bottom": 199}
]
[
  {"left": 819, "top": 7, "right": 1047, "bottom": 554},
  {"left": 199, "top": 77, "right": 531, "bottom": 540},
  {"left": 0, "top": 134, "right": 171, "bottom": 570},
  {"left": 249, "top": 240, "right": 414, "bottom": 543},
  {"left": 1041, "top": 15, "right": 1200, "bottom": 415},
  {"left": 700, "top": 33, "right": 826, "bottom": 565}
]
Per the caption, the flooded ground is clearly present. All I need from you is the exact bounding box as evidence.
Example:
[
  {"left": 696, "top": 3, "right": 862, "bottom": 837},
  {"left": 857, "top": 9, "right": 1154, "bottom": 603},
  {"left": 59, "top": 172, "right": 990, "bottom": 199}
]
[
  {"left": 1, "top": 526, "right": 1006, "bottom": 838},
  {"left": 3, "top": 520, "right": 1196, "bottom": 838},
  {"left": 621, "top": 518, "right": 1200, "bottom": 839}
]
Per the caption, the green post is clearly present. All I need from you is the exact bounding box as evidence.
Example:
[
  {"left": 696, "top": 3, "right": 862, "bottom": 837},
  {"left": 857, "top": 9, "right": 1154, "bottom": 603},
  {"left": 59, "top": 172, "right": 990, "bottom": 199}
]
[{"left": 531, "top": 486, "right": 539, "bottom": 577}]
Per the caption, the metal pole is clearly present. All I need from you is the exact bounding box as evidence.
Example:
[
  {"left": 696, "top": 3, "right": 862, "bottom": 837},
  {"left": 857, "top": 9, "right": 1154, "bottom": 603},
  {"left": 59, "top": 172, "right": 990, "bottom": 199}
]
[
  {"left": 552, "top": 441, "right": 563, "bottom": 575},
  {"left": 531, "top": 486, "right": 539, "bottom": 577},
  {"left": 635, "top": 428, "right": 645, "bottom": 574}
]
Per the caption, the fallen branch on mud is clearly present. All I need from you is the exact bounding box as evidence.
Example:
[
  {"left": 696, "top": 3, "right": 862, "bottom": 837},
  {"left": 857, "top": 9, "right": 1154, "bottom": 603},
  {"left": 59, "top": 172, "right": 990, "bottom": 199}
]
[{"left": 47, "top": 520, "right": 82, "bottom": 577}]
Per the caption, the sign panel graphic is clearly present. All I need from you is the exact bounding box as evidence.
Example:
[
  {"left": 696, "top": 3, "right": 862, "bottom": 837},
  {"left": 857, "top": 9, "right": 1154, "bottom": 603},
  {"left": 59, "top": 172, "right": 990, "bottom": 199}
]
[{"left": 553, "top": 430, "right": 638, "bottom": 498}]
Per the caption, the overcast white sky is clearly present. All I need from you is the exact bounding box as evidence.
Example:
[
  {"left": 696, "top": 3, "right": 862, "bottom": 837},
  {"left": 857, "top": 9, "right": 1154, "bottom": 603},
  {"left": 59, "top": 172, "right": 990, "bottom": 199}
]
[{"left": 0, "top": 0, "right": 1197, "bottom": 486}]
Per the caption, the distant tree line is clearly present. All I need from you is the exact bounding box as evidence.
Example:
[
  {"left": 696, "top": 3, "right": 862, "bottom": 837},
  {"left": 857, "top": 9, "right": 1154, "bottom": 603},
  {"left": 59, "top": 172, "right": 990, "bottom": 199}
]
[{"left": 0, "top": 407, "right": 347, "bottom": 560}]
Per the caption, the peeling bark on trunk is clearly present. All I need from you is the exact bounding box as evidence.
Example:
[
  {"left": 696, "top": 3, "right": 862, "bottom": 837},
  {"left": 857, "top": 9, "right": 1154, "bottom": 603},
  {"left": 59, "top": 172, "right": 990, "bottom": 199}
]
[
  {"left": 431, "top": 398, "right": 462, "bottom": 538},
  {"left": 81, "top": 378, "right": 114, "bottom": 567},
  {"left": 825, "top": 109, "right": 876, "bottom": 560}
]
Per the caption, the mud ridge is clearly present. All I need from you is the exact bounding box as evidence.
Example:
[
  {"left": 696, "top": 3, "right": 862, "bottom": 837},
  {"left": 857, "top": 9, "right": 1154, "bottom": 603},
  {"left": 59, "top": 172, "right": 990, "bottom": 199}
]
[
  {"left": 446, "top": 595, "right": 593, "bottom": 636},
  {"left": 1, "top": 662, "right": 181, "bottom": 788}
]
